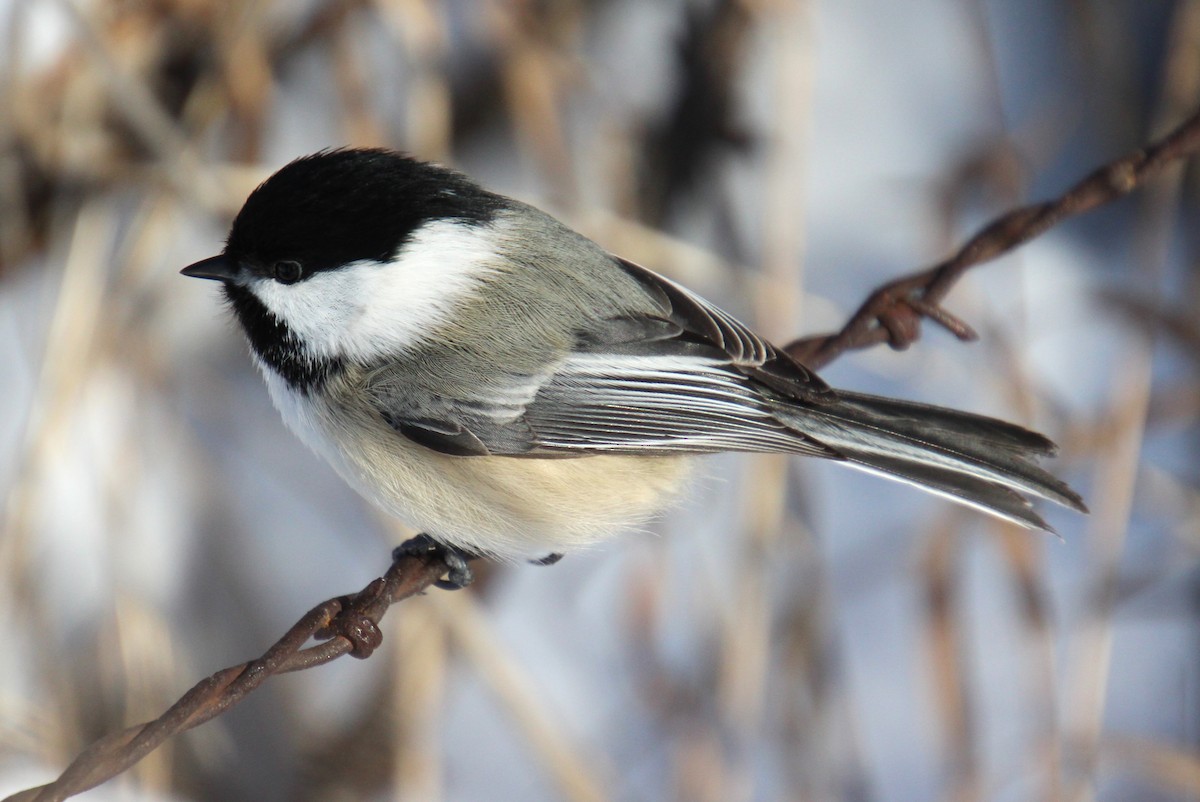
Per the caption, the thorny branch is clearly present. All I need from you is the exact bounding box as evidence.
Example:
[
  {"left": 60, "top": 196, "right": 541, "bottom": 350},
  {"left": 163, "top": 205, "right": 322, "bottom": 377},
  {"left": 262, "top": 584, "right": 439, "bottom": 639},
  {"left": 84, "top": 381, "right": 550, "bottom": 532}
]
[
  {"left": 8, "top": 105, "right": 1200, "bottom": 802},
  {"left": 784, "top": 106, "right": 1200, "bottom": 370},
  {"left": 2, "top": 552, "right": 451, "bottom": 802}
]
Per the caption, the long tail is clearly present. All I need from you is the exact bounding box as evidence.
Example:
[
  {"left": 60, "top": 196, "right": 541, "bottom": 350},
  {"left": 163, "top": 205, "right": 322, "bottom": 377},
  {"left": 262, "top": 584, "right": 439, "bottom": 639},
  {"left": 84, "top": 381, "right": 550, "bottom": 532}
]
[{"left": 778, "top": 391, "right": 1088, "bottom": 531}]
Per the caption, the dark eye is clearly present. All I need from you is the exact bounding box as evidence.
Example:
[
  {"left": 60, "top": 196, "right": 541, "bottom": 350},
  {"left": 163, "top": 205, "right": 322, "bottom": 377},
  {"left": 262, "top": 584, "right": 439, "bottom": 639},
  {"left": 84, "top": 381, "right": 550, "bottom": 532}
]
[{"left": 272, "top": 260, "right": 303, "bottom": 284}]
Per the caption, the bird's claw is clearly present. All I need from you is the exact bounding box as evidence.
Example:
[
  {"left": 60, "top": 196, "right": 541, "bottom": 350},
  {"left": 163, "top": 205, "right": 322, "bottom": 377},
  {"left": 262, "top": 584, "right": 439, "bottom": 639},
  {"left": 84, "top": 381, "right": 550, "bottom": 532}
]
[{"left": 393, "top": 534, "right": 475, "bottom": 590}]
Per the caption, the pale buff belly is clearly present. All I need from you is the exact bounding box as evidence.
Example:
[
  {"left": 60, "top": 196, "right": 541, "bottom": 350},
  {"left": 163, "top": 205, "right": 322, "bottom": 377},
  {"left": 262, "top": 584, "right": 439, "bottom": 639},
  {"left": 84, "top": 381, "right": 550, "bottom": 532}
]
[
  {"left": 342, "top": 432, "right": 694, "bottom": 558},
  {"left": 266, "top": 371, "right": 693, "bottom": 559}
]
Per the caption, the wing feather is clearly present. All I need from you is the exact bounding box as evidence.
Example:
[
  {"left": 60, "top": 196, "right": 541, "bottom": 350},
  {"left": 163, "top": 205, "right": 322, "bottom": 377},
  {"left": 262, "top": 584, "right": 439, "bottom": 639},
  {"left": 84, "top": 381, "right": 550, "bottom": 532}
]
[
  {"left": 524, "top": 353, "right": 832, "bottom": 456},
  {"left": 357, "top": 249, "right": 1080, "bottom": 530},
  {"left": 369, "top": 255, "right": 835, "bottom": 458}
]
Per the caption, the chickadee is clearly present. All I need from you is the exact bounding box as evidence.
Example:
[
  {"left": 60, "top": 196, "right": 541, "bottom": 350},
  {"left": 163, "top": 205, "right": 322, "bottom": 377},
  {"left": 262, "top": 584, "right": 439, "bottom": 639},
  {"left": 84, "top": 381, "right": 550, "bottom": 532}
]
[{"left": 182, "top": 148, "right": 1085, "bottom": 587}]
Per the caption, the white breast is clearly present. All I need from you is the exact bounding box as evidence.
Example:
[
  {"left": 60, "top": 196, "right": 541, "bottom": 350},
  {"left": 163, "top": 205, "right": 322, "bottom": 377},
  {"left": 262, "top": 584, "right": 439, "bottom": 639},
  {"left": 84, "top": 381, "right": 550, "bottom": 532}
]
[{"left": 259, "top": 367, "right": 357, "bottom": 479}]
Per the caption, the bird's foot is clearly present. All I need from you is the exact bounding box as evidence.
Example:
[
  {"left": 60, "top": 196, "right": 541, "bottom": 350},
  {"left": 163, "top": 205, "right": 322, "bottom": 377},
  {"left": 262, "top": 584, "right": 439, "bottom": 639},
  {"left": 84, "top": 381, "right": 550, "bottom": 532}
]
[{"left": 393, "top": 533, "right": 476, "bottom": 590}]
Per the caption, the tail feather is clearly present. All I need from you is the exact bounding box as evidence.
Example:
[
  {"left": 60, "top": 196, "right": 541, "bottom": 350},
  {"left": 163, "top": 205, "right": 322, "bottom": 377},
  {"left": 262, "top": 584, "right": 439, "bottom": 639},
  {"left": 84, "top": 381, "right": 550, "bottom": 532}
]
[
  {"left": 833, "top": 392, "right": 1059, "bottom": 457},
  {"left": 778, "top": 391, "right": 1087, "bottom": 530},
  {"left": 840, "top": 451, "right": 1055, "bottom": 531}
]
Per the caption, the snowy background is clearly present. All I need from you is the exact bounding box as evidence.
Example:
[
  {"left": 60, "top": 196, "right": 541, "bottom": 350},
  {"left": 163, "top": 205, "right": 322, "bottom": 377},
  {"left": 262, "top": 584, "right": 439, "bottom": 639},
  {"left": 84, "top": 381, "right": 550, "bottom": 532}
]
[{"left": 1, "top": 1, "right": 1197, "bottom": 800}]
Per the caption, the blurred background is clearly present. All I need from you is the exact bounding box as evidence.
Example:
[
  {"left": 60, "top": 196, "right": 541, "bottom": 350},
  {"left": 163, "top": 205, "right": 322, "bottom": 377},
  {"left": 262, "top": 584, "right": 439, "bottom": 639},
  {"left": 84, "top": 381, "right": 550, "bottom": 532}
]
[{"left": 1, "top": 0, "right": 1197, "bottom": 800}]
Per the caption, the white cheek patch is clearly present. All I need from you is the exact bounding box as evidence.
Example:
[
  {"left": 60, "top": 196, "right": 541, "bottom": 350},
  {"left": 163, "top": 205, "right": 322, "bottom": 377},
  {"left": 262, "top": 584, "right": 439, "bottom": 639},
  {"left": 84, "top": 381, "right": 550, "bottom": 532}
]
[{"left": 250, "top": 218, "right": 502, "bottom": 361}]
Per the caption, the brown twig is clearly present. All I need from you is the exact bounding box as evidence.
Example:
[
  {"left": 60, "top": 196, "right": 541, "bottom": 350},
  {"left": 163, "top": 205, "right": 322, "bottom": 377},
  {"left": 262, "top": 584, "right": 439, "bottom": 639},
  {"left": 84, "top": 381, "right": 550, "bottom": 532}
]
[
  {"left": 785, "top": 106, "right": 1200, "bottom": 370},
  {"left": 2, "top": 552, "right": 451, "bottom": 802}
]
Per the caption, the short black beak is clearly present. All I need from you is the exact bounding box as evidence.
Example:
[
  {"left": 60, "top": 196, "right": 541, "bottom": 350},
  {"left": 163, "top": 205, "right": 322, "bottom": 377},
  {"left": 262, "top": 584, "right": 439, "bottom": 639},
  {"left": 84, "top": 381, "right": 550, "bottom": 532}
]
[{"left": 181, "top": 255, "right": 240, "bottom": 282}]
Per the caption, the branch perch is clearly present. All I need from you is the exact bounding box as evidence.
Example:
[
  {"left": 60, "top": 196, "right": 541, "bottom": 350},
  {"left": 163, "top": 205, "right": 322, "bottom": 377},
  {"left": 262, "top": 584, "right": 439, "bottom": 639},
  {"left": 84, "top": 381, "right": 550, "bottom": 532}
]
[
  {"left": 785, "top": 107, "right": 1200, "bottom": 370},
  {"left": 3, "top": 552, "right": 450, "bottom": 802}
]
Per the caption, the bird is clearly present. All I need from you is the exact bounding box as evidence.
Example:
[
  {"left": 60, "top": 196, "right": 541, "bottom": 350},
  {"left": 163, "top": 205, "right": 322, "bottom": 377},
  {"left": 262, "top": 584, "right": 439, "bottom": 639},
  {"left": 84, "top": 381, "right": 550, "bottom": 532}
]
[{"left": 181, "top": 148, "right": 1086, "bottom": 588}]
